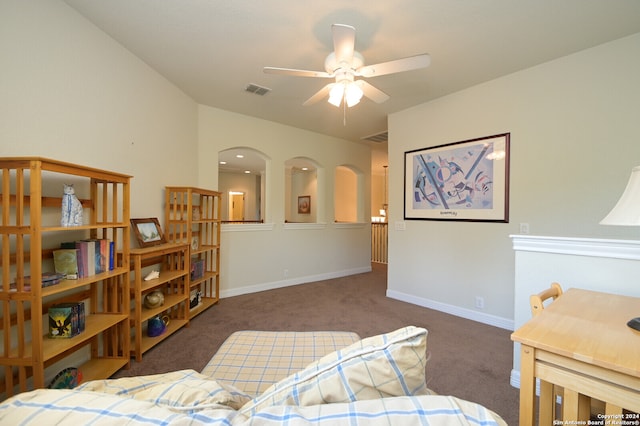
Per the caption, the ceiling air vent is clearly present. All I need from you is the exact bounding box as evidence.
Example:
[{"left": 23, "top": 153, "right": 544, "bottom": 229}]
[
  {"left": 245, "top": 83, "right": 271, "bottom": 96},
  {"left": 361, "top": 131, "right": 388, "bottom": 143}
]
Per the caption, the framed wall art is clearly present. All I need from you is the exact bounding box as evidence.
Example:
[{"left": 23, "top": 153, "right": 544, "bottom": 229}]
[
  {"left": 404, "top": 133, "right": 510, "bottom": 222},
  {"left": 131, "top": 218, "right": 166, "bottom": 247},
  {"left": 298, "top": 195, "right": 311, "bottom": 214}
]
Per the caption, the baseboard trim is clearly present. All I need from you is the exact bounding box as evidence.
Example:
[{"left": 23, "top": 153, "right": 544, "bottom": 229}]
[
  {"left": 511, "top": 369, "right": 549, "bottom": 398},
  {"left": 220, "top": 265, "right": 373, "bottom": 298},
  {"left": 510, "top": 369, "right": 521, "bottom": 389},
  {"left": 386, "top": 289, "right": 515, "bottom": 331}
]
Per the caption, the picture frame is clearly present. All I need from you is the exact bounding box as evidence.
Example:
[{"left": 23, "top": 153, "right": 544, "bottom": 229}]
[
  {"left": 404, "top": 133, "right": 510, "bottom": 222},
  {"left": 297, "top": 195, "right": 311, "bottom": 214},
  {"left": 131, "top": 218, "right": 166, "bottom": 247}
]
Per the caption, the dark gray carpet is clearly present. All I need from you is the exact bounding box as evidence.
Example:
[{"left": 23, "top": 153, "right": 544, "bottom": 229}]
[{"left": 115, "top": 263, "right": 518, "bottom": 424}]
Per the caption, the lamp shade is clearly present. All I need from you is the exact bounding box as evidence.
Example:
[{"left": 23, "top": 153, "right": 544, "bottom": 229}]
[
  {"left": 328, "top": 83, "right": 344, "bottom": 107},
  {"left": 600, "top": 166, "right": 640, "bottom": 226},
  {"left": 344, "top": 82, "right": 363, "bottom": 107}
]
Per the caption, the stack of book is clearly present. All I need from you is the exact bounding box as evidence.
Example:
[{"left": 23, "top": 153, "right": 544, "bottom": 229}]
[
  {"left": 15, "top": 272, "right": 65, "bottom": 291},
  {"left": 54, "top": 239, "right": 115, "bottom": 279}
]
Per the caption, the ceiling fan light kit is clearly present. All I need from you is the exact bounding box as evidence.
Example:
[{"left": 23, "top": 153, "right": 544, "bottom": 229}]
[
  {"left": 328, "top": 81, "right": 364, "bottom": 107},
  {"left": 264, "top": 23, "right": 430, "bottom": 112}
]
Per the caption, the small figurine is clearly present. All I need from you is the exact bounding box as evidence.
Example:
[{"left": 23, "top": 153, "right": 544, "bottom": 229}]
[
  {"left": 144, "top": 289, "right": 165, "bottom": 309},
  {"left": 144, "top": 270, "right": 159, "bottom": 281},
  {"left": 61, "top": 184, "right": 83, "bottom": 227},
  {"left": 190, "top": 290, "right": 202, "bottom": 309}
]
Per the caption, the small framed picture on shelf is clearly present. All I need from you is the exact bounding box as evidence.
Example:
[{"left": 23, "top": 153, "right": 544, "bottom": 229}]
[
  {"left": 191, "top": 236, "right": 199, "bottom": 251},
  {"left": 192, "top": 206, "right": 201, "bottom": 221},
  {"left": 131, "top": 218, "right": 166, "bottom": 248}
]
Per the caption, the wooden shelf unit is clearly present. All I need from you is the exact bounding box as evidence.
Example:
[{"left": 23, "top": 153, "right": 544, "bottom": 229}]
[
  {"left": 165, "top": 187, "right": 221, "bottom": 318},
  {"left": 0, "top": 157, "right": 131, "bottom": 398},
  {"left": 129, "top": 243, "right": 189, "bottom": 362}
]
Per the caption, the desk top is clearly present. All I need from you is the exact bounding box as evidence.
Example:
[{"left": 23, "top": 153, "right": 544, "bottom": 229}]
[{"left": 512, "top": 288, "right": 640, "bottom": 377}]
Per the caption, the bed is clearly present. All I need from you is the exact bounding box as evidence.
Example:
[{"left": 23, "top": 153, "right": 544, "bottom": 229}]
[{"left": 0, "top": 326, "right": 506, "bottom": 425}]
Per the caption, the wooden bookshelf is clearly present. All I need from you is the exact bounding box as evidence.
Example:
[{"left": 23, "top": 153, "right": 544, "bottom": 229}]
[{"left": 0, "top": 157, "right": 131, "bottom": 397}]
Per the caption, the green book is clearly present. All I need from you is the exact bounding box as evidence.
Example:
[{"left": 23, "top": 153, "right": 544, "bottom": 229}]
[{"left": 53, "top": 249, "right": 79, "bottom": 276}]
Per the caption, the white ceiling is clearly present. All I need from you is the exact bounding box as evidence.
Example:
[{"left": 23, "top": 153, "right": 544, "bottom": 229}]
[{"left": 63, "top": 0, "right": 640, "bottom": 170}]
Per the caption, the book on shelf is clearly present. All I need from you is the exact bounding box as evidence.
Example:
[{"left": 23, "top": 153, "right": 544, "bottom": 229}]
[
  {"left": 48, "top": 302, "right": 85, "bottom": 338},
  {"left": 23, "top": 272, "right": 65, "bottom": 288},
  {"left": 61, "top": 239, "right": 114, "bottom": 278},
  {"left": 108, "top": 240, "right": 115, "bottom": 270},
  {"left": 53, "top": 249, "right": 79, "bottom": 277},
  {"left": 190, "top": 259, "right": 205, "bottom": 280}
]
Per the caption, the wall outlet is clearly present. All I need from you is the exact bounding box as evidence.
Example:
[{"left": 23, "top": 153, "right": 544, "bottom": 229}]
[
  {"left": 475, "top": 296, "right": 485, "bottom": 310},
  {"left": 519, "top": 223, "right": 530, "bottom": 234},
  {"left": 283, "top": 269, "right": 289, "bottom": 278}
]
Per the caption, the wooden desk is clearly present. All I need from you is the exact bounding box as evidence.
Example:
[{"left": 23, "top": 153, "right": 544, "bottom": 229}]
[{"left": 511, "top": 288, "right": 640, "bottom": 426}]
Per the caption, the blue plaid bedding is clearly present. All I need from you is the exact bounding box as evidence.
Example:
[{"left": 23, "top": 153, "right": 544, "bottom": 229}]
[{"left": 0, "top": 328, "right": 506, "bottom": 425}]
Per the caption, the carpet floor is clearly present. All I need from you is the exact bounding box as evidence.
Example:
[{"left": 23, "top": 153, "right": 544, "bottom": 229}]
[{"left": 116, "top": 263, "right": 519, "bottom": 424}]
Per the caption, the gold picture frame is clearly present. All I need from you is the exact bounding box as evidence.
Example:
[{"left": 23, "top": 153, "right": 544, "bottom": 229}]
[{"left": 297, "top": 195, "right": 311, "bottom": 214}]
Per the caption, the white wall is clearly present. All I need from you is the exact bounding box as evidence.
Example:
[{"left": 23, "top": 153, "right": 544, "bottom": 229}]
[
  {"left": 388, "top": 33, "right": 640, "bottom": 329},
  {"left": 198, "top": 105, "right": 372, "bottom": 297},
  {"left": 0, "top": 0, "right": 199, "bottom": 220}
]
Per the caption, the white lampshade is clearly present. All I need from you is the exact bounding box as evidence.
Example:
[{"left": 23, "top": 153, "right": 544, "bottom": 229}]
[
  {"left": 328, "top": 83, "right": 344, "bottom": 107},
  {"left": 327, "top": 81, "right": 363, "bottom": 108},
  {"left": 344, "top": 82, "right": 363, "bottom": 107},
  {"left": 600, "top": 166, "right": 640, "bottom": 226}
]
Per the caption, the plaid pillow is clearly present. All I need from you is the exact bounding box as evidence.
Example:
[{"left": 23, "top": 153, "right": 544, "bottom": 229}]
[
  {"left": 77, "top": 369, "right": 252, "bottom": 411},
  {"left": 239, "top": 326, "right": 430, "bottom": 416},
  {"left": 247, "top": 395, "right": 506, "bottom": 426}
]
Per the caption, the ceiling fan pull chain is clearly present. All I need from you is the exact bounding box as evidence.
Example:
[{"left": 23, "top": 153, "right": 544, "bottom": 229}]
[{"left": 343, "top": 99, "right": 347, "bottom": 126}]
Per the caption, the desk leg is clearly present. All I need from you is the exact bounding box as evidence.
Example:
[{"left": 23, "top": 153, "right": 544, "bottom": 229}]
[
  {"left": 606, "top": 403, "right": 623, "bottom": 416},
  {"left": 539, "top": 380, "right": 555, "bottom": 425},
  {"left": 519, "top": 345, "right": 536, "bottom": 426},
  {"left": 563, "top": 389, "right": 590, "bottom": 422}
]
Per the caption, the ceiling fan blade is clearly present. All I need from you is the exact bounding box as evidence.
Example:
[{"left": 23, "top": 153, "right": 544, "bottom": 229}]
[
  {"left": 303, "top": 83, "right": 335, "bottom": 106},
  {"left": 356, "top": 80, "right": 390, "bottom": 104},
  {"left": 357, "top": 54, "right": 431, "bottom": 77},
  {"left": 332, "top": 24, "right": 356, "bottom": 64},
  {"left": 264, "top": 67, "right": 332, "bottom": 78}
]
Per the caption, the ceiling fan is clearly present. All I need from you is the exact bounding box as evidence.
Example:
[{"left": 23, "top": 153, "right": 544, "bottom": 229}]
[{"left": 264, "top": 24, "right": 431, "bottom": 108}]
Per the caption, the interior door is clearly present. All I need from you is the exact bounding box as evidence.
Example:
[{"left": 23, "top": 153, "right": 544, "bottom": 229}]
[{"left": 230, "top": 192, "right": 245, "bottom": 221}]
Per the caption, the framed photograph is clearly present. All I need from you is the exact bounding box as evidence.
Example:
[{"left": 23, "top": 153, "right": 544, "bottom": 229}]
[
  {"left": 297, "top": 195, "right": 311, "bottom": 214},
  {"left": 131, "top": 218, "right": 166, "bottom": 247},
  {"left": 404, "top": 133, "right": 510, "bottom": 222}
]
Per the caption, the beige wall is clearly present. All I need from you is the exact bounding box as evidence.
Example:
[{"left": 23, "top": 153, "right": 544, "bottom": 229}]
[
  {"left": 0, "top": 0, "right": 199, "bottom": 221},
  {"left": 1, "top": 1, "right": 373, "bottom": 301},
  {"left": 198, "top": 105, "right": 372, "bottom": 297},
  {"left": 388, "top": 33, "right": 640, "bottom": 329},
  {"left": 335, "top": 166, "right": 358, "bottom": 222},
  {"left": 219, "top": 172, "right": 261, "bottom": 221}
]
